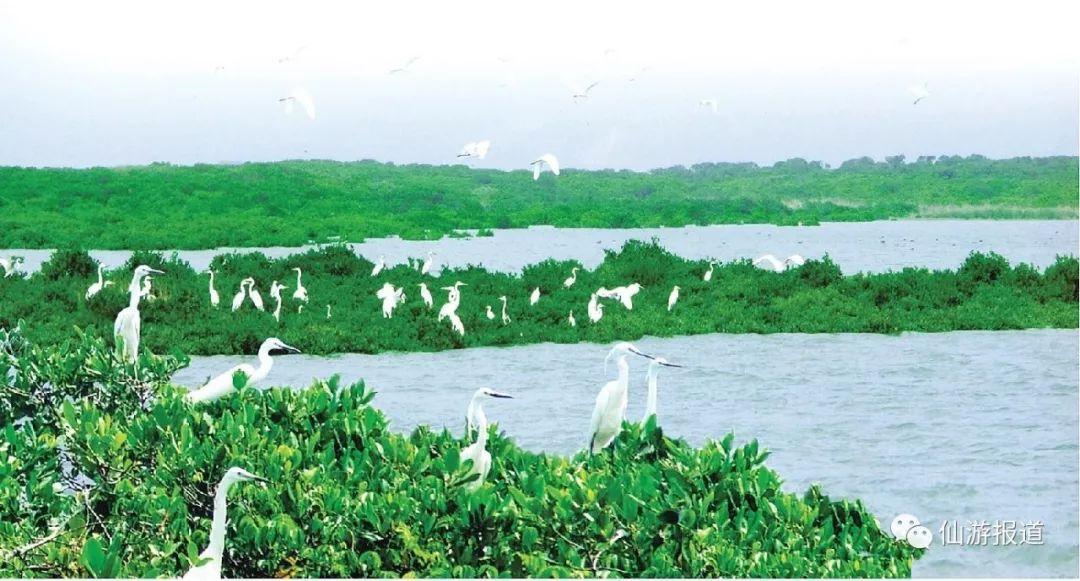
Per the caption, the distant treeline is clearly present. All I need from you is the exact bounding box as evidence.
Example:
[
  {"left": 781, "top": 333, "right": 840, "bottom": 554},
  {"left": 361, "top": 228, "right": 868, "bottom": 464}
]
[
  {"left": 0, "top": 155, "right": 1075, "bottom": 249},
  {"left": 0, "top": 241, "right": 1075, "bottom": 356}
]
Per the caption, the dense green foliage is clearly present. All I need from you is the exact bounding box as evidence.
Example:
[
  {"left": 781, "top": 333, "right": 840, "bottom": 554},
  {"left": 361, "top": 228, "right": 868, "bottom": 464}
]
[
  {"left": 0, "top": 330, "right": 921, "bottom": 577},
  {"left": 0, "top": 156, "right": 1075, "bottom": 249},
  {"left": 0, "top": 242, "right": 1076, "bottom": 355}
]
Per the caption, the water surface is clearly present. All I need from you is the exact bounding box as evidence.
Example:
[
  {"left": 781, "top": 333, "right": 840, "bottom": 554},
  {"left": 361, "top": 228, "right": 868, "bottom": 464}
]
[{"left": 173, "top": 329, "right": 1079, "bottom": 578}]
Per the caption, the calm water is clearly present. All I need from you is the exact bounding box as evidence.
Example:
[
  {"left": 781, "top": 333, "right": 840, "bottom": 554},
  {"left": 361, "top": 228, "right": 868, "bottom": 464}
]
[
  {"left": 173, "top": 329, "right": 1079, "bottom": 578},
  {"left": 5, "top": 219, "right": 1078, "bottom": 275}
]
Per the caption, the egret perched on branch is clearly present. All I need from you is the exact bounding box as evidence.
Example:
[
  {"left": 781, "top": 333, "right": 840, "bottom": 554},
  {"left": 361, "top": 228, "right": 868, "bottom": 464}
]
[
  {"left": 499, "top": 295, "right": 510, "bottom": 325},
  {"left": 85, "top": 265, "right": 113, "bottom": 300},
  {"left": 291, "top": 268, "right": 308, "bottom": 305},
  {"left": 460, "top": 388, "right": 513, "bottom": 491},
  {"left": 589, "top": 342, "right": 656, "bottom": 454},
  {"left": 419, "top": 282, "right": 434, "bottom": 309},
  {"left": 231, "top": 279, "right": 249, "bottom": 311},
  {"left": 458, "top": 140, "right": 491, "bottom": 160},
  {"left": 529, "top": 287, "right": 541, "bottom": 306},
  {"left": 114, "top": 265, "right": 162, "bottom": 363},
  {"left": 420, "top": 252, "right": 436, "bottom": 275},
  {"left": 245, "top": 278, "right": 265, "bottom": 311},
  {"left": 0, "top": 256, "right": 23, "bottom": 277},
  {"left": 206, "top": 271, "right": 220, "bottom": 307},
  {"left": 587, "top": 293, "right": 604, "bottom": 323},
  {"left": 278, "top": 87, "right": 316, "bottom": 119},
  {"left": 182, "top": 467, "right": 269, "bottom": 581},
  {"left": 563, "top": 267, "right": 579, "bottom": 288},
  {"left": 703, "top": 261, "right": 715, "bottom": 282},
  {"left": 531, "top": 154, "right": 560, "bottom": 180},
  {"left": 269, "top": 281, "right": 287, "bottom": 322},
  {"left": 370, "top": 256, "right": 385, "bottom": 277},
  {"left": 376, "top": 282, "right": 406, "bottom": 318},
  {"left": 186, "top": 338, "right": 300, "bottom": 403},
  {"left": 667, "top": 286, "right": 680, "bottom": 312},
  {"left": 643, "top": 357, "right": 683, "bottom": 424}
]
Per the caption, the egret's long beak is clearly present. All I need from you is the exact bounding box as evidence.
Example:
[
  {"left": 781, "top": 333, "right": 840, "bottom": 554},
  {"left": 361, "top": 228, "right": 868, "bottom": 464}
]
[
  {"left": 627, "top": 346, "right": 656, "bottom": 360},
  {"left": 280, "top": 343, "right": 301, "bottom": 354},
  {"left": 248, "top": 474, "right": 270, "bottom": 484},
  {"left": 488, "top": 391, "right": 514, "bottom": 399},
  {"left": 149, "top": 268, "right": 164, "bottom": 274},
  {"left": 658, "top": 361, "right": 684, "bottom": 368}
]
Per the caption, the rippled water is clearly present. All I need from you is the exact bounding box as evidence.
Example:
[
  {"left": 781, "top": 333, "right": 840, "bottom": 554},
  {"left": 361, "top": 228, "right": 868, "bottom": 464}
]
[
  {"left": 6, "top": 219, "right": 1077, "bottom": 275},
  {"left": 173, "top": 329, "right": 1079, "bottom": 578}
]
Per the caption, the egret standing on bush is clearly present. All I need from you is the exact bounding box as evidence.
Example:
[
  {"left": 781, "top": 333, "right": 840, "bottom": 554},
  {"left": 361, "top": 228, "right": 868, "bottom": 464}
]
[
  {"left": 589, "top": 342, "right": 656, "bottom": 454},
  {"left": 85, "top": 264, "right": 113, "bottom": 300},
  {"left": 499, "top": 295, "right": 510, "bottom": 325},
  {"left": 186, "top": 337, "right": 300, "bottom": 403},
  {"left": 292, "top": 267, "right": 308, "bottom": 308},
  {"left": 703, "top": 261, "right": 715, "bottom": 282},
  {"left": 245, "top": 278, "right": 265, "bottom": 311},
  {"left": 461, "top": 388, "right": 513, "bottom": 491},
  {"left": 207, "top": 270, "right": 220, "bottom": 307},
  {"left": 563, "top": 267, "right": 579, "bottom": 288},
  {"left": 419, "top": 282, "right": 434, "bottom": 309},
  {"left": 420, "top": 251, "right": 436, "bottom": 275},
  {"left": 182, "top": 467, "right": 269, "bottom": 581},
  {"left": 667, "top": 285, "right": 680, "bottom": 312},
  {"left": 114, "top": 265, "right": 162, "bottom": 363},
  {"left": 231, "top": 279, "right": 248, "bottom": 311},
  {"left": 529, "top": 287, "right": 541, "bottom": 306},
  {"left": 269, "top": 281, "right": 287, "bottom": 322}
]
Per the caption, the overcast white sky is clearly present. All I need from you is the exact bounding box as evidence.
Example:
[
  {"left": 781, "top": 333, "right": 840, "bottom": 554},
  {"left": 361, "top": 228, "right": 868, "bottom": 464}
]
[{"left": 0, "top": 0, "right": 1077, "bottom": 170}]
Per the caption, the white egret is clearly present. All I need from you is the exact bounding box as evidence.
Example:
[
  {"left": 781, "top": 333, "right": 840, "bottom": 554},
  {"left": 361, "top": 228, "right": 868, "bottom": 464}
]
[
  {"left": 461, "top": 388, "right": 513, "bottom": 491},
  {"left": 643, "top": 357, "right": 683, "bottom": 424},
  {"left": 438, "top": 282, "right": 466, "bottom": 324},
  {"left": 114, "top": 265, "right": 162, "bottom": 363},
  {"left": 667, "top": 286, "right": 680, "bottom": 312},
  {"left": 278, "top": 87, "right": 316, "bottom": 119},
  {"left": 140, "top": 276, "right": 156, "bottom": 301},
  {"left": 569, "top": 81, "right": 600, "bottom": 101},
  {"left": 785, "top": 254, "right": 806, "bottom": 267},
  {"left": 753, "top": 254, "right": 785, "bottom": 273},
  {"left": 485, "top": 305, "right": 495, "bottom": 320},
  {"left": 370, "top": 256, "right": 385, "bottom": 277},
  {"left": 246, "top": 278, "right": 265, "bottom": 311},
  {"left": 699, "top": 98, "right": 719, "bottom": 113},
  {"left": 0, "top": 256, "right": 23, "bottom": 277},
  {"left": 181, "top": 467, "right": 269, "bottom": 581},
  {"left": 703, "top": 261, "right": 715, "bottom": 282},
  {"left": 85, "top": 265, "right": 113, "bottom": 300},
  {"left": 326, "top": 304, "right": 332, "bottom": 320},
  {"left": 615, "top": 283, "right": 642, "bottom": 310},
  {"left": 909, "top": 82, "right": 930, "bottom": 105},
  {"left": 458, "top": 140, "right": 491, "bottom": 160},
  {"left": 420, "top": 252, "right": 436, "bottom": 276},
  {"left": 207, "top": 271, "right": 220, "bottom": 307},
  {"left": 587, "top": 293, "right": 604, "bottom": 323},
  {"left": 568, "top": 311, "right": 576, "bottom": 327},
  {"left": 269, "top": 281, "right": 287, "bottom": 322},
  {"left": 389, "top": 56, "right": 421, "bottom": 75},
  {"left": 376, "top": 283, "right": 406, "bottom": 318},
  {"left": 419, "top": 282, "right": 434, "bottom": 309},
  {"left": 529, "top": 287, "right": 541, "bottom": 306},
  {"left": 589, "top": 342, "right": 656, "bottom": 454},
  {"left": 291, "top": 268, "right": 308, "bottom": 304},
  {"left": 499, "top": 295, "right": 510, "bottom": 325},
  {"left": 531, "top": 154, "right": 561, "bottom": 180},
  {"left": 448, "top": 312, "right": 465, "bottom": 337},
  {"left": 231, "top": 279, "right": 249, "bottom": 311},
  {"left": 595, "top": 287, "right": 618, "bottom": 299},
  {"left": 563, "top": 267, "right": 579, "bottom": 288},
  {"left": 186, "top": 337, "right": 300, "bottom": 403}
]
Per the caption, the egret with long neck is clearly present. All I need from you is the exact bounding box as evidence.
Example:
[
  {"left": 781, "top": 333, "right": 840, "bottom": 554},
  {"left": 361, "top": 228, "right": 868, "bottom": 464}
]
[
  {"left": 461, "top": 388, "right": 513, "bottom": 491},
  {"left": 588, "top": 342, "right": 655, "bottom": 454},
  {"left": 113, "top": 265, "right": 162, "bottom": 363},
  {"left": 643, "top": 357, "right": 682, "bottom": 424},
  {"left": 207, "top": 271, "right": 220, "bottom": 307},
  {"left": 182, "top": 467, "right": 268, "bottom": 581},
  {"left": 186, "top": 337, "right": 300, "bottom": 403}
]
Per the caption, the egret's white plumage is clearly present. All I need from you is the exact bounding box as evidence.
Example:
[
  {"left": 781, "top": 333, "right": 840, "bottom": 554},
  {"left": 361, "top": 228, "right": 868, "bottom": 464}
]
[
  {"left": 291, "top": 268, "right": 308, "bottom": 303},
  {"left": 0, "top": 256, "right": 23, "bottom": 277},
  {"left": 785, "top": 254, "right": 806, "bottom": 267},
  {"left": 613, "top": 283, "right": 642, "bottom": 310},
  {"left": 667, "top": 285, "right": 680, "bottom": 312},
  {"left": 279, "top": 87, "right": 316, "bottom": 119},
  {"left": 568, "top": 311, "right": 576, "bottom": 327},
  {"left": 563, "top": 267, "right": 579, "bottom": 288},
  {"left": 207, "top": 271, "right": 220, "bottom": 307},
  {"left": 703, "top": 262, "right": 715, "bottom": 282},
  {"left": 246, "top": 278, "right": 265, "bottom": 311},
  {"left": 753, "top": 254, "right": 785, "bottom": 273},
  {"left": 589, "top": 342, "right": 654, "bottom": 454},
  {"left": 448, "top": 312, "right": 465, "bottom": 336},
  {"left": 186, "top": 338, "right": 300, "bottom": 403},
  {"left": 419, "top": 282, "right": 434, "bottom": 309},
  {"left": 458, "top": 140, "right": 491, "bottom": 160},
  {"left": 113, "top": 265, "right": 162, "bottom": 363},
  {"left": 909, "top": 82, "right": 930, "bottom": 105},
  {"left": 231, "top": 279, "right": 248, "bottom": 311},
  {"left": 376, "top": 282, "right": 406, "bottom": 318},
  {"left": 460, "top": 388, "right": 513, "bottom": 491},
  {"left": 587, "top": 293, "right": 604, "bottom": 323},
  {"left": 643, "top": 357, "right": 682, "bottom": 424},
  {"left": 269, "top": 281, "right": 287, "bottom": 322},
  {"left": 499, "top": 295, "right": 510, "bottom": 325},
  {"left": 438, "top": 281, "right": 466, "bottom": 322},
  {"left": 420, "top": 252, "right": 436, "bottom": 276},
  {"left": 85, "top": 265, "right": 113, "bottom": 300},
  {"left": 182, "top": 467, "right": 269, "bottom": 581},
  {"left": 529, "top": 287, "right": 541, "bottom": 306},
  {"left": 530, "top": 154, "right": 560, "bottom": 180},
  {"left": 485, "top": 305, "right": 495, "bottom": 320}
]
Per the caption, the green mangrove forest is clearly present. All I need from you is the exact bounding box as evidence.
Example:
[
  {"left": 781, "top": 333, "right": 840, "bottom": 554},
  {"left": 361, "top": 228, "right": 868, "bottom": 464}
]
[
  {"left": 0, "top": 155, "right": 1075, "bottom": 249},
  {"left": 0, "top": 329, "right": 922, "bottom": 577},
  {"left": 0, "top": 242, "right": 1076, "bottom": 356}
]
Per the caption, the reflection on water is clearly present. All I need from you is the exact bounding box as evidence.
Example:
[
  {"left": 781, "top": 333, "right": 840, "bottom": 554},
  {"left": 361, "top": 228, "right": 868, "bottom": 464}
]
[
  {"left": 173, "top": 329, "right": 1079, "bottom": 578},
  {"left": 6, "top": 219, "right": 1078, "bottom": 275}
]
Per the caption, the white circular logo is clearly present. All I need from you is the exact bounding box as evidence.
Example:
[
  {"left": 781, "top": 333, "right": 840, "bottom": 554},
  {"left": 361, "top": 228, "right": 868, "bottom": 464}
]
[
  {"left": 891, "top": 513, "right": 920, "bottom": 539},
  {"left": 906, "top": 525, "right": 933, "bottom": 548}
]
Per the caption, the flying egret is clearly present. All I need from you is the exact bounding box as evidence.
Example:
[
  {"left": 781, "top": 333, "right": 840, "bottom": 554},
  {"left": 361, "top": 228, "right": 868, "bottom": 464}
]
[
  {"left": 753, "top": 254, "right": 786, "bottom": 273},
  {"left": 278, "top": 87, "right": 316, "bottom": 119},
  {"left": 291, "top": 268, "right": 308, "bottom": 304},
  {"left": 207, "top": 271, "right": 220, "bottom": 307},
  {"left": 499, "top": 295, "right": 510, "bottom": 325},
  {"left": 419, "top": 282, "right": 434, "bottom": 308},
  {"left": 587, "top": 293, "right": 604, "bottom": 323},
  {"left": 376, "top": 282, "right": 406, "bottom": 318},
  {"left": 595, "top": 287, "right": 618, "bottom": 299},
  {"left": 246, "top": 278, "right": 265, "bottom": 311},
  {"left": 909, "top": 82, "right": 930, "bottom": 105},
  {"left": 529, "top": 287, "right": 541, "bottom": 306},
  {"left": 785, "top": 254, "right": 806, "bottom": 267},
  {"left": 0, "top": 256, "right": 23, "bottom": 277},
  {"left": 568, "top": 311, "right": 576, "bottom": 327},
  {"left": 643, "top": 357, "right": 683, "bottom": 424},
  {"left": 485, "top": 305, "right": 495, "bottom": 320},
  {"left": 269, "top": 281, "right": 287, "bottom": 322},
  {"left": 667, "top": 286, "right": 680, "bottom": 312},
  {"left": 589, "top": 342, "right": 656, "bottom": 454},
  {"left": 389, "top": 56, "right": 421, "bottom": 74},
  {"left": 703, "top": 261, "right": 715, "bottom": 282},
  {"left": 563, "top": 267, "right": 579, "bottom": 288},
  {"left": 371, "top": 256, "right": 385, "bottom": 277},
  {"left": 699, "top": 98, "right": 719, "bottom": 113},
  {"left": 231, "top": 279, "right": 249, "bottom": 311},
  {"left": 461, "top": 388, "right": 513, "bottom": 491},
  {"left": 181, "top": 467, "right": 269, "bottom": 581},
  {"left": 570, "top": 81, "right": 600, "bottom": 101},
  {"left": 420, "top": 252, "right": 436, "bottom": 276},
  {"left": 615, "top": 283, "right": 642, "bottom": 310},
  {"left": 458, "top": 140, "right": 491, "bottom": 160},
  {"left": 531, "top": 154, "right": 560, "bottom": 180},
  {"left": 85, "top": 265, "right": 113, "bottom": 300},
  {"left": 114, "top": 265, "right": 162, "bottom": 363},
  {"left": 186, "top": 337, "right": 300, "bottom": 403}
]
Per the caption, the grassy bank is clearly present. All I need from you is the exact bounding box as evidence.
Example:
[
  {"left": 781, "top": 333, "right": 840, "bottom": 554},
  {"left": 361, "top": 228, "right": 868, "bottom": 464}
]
[
  {"left": 0, "top": 156, "right": 1075, "bottom": 249},
  {"left": 0, "top": 331, "right": 921, "bottom": 577},
  {"left": 0, "top": 242, "right": 1075, "bottom": 356}
]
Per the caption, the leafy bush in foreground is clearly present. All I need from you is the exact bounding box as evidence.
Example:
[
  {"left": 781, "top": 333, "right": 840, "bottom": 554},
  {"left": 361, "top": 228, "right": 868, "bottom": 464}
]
[
  {"left": 0, "top": 242, "right": 1076, "bottom": 356},
  {"left": 0, "top": 331, "right": 922, "bottom": 577}
]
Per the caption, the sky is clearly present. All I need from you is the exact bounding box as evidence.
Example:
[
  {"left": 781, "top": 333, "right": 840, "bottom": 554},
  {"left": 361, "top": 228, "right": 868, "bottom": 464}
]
[{"left": 0, "top": 0, "right": 1077, "bottom": 171}]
